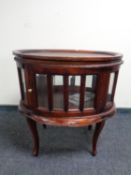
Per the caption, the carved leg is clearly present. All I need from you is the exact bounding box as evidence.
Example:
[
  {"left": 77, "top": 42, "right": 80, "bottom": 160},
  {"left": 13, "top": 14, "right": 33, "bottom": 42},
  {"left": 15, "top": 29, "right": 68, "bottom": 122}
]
[
  {"left": 26, "top": 118, "right": 39, "bottom": 156},
  {"left": 92, "top": 120, "right": 105, "bottom": 156},
  {"left": 88, "top": 125, "right": 92, "bottom": 130}
]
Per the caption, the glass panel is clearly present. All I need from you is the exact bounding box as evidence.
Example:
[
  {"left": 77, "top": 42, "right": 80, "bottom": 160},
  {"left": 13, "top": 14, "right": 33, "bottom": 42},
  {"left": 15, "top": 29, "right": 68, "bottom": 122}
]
[
  {"left": 107, "top": 73, "right": 115, "bottom": 101},
  {"left": 18, "top": 68, "right": 26, "bottom": 100},
  {"left": 21, "top": 69, "right": 26, "bottom": 94},
  {"left": 53, "top": 75, "right": 63, "bottom": 109},
  {"left": 84, "top": 75, "right": 96, "bottom": 108},
  {"left": 36, "top": 74, "right": 48, "bottom": 108},
  {"left": 69, "top": 76, "right": 80, "bottom": 109}
]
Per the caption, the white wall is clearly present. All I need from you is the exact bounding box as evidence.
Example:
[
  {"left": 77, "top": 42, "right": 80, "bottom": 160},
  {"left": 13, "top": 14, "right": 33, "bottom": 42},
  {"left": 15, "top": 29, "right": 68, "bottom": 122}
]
[{"left": 0, "top": 0, "right": 131, "bottom": 107}]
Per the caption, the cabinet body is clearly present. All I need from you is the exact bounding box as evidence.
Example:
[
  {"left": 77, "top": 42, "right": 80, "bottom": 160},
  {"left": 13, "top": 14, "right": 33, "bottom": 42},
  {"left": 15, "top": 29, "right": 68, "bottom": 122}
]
[
  {"left": 13, "top": 49, "right": 123, "bottom": 156},
  {"left": 14, "top": 50, "right": 122, "bottom": 126}
]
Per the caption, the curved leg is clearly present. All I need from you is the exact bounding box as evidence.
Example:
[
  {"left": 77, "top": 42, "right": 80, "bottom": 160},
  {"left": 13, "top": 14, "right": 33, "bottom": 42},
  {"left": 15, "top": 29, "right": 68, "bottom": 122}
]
[
  {"left": 92, "top": 120, "right": 105, "bottom": 156},
  {"left": 88, "top": 125, "right": 92, "bottom": 131},
  {"left": 26, "top": 118, "right": 39, "bottom": 156}
]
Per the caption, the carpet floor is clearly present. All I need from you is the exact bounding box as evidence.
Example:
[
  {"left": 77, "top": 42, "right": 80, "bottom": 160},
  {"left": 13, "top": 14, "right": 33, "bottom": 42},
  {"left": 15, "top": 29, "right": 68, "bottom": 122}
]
[{"left": 0, "top": 108, "right": 131, "bottom": 175}]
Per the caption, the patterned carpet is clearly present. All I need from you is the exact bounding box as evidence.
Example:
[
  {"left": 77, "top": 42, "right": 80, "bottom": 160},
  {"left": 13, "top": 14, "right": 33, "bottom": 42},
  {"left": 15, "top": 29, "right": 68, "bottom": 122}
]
[{"left": 0, "top": 107, "right": 131, "bottom": 175}]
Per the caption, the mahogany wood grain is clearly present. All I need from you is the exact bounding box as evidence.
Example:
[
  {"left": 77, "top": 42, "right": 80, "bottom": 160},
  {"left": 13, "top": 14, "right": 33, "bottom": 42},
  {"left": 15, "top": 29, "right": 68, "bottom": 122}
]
[
  {"left": 26, "top": 118, "right": 39, "bottom": 156},
  {"left": 95, "top": 72, "right": 110, "bottom": 112},
  {"left": 24, "top": 66, "right": 37, "bottom": 108},
  {"left": 92, "top": 120, "right": 105, "bottom": 156},
  {"left": 63, "top": 75, "right": 69, "bottom": 112},
  {"left": 79, "top": 75, "right": 86, "bottom": 111},
  {"left": 14, "top": 49, "right": 123, "bottom": 156}
]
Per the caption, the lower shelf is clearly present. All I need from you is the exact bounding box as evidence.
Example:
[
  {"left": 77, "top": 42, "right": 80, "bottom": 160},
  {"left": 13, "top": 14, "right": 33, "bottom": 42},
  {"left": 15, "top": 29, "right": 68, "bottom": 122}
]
[{"left": 19, "top": 103, "right": 116, "bottom": 127}]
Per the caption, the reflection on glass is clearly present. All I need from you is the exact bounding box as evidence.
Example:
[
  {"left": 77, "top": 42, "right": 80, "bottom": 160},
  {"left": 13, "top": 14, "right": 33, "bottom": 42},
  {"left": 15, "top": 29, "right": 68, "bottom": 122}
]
[
  {"left": 84, "top": 75, "right": 96, "bottom": 108},
  {"left": 68, "top": 75, "right": 97, "bottom": 109},
  {"left": 69, "top": 76, "right": 80, "bottom": 109},
  {"left": 36, "top": 74, "right": 48, "bottom": 107},
  {"left": 21, "top": 69, "right": 26, "bottom": 95},
  {"left": 18, "top": 68, "right": 26, "bottom": 100},
  {"left": 107, "top": 73, "right": 115, "bottom": 101},
  {"left": 35, "top": 74, "right": 97, "bottom": 110},
  {"left": 53, "top": 75, "right": 63, "bottom": 109}
]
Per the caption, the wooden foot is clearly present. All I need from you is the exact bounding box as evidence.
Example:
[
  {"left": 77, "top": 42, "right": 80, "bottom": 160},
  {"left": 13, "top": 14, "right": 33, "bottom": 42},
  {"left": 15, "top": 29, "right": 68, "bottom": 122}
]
[
  {"left": 42, "top": 124, "right": 47, "bottom": 129},
  {"left": 88, "top": 125, "right": 92, "bottom": 130},
  {"left": 92, "top": 120, "right": 105, "bottom": 156},
  {"left": 26, "top": 118, "right": 39, "bottom": 156}
]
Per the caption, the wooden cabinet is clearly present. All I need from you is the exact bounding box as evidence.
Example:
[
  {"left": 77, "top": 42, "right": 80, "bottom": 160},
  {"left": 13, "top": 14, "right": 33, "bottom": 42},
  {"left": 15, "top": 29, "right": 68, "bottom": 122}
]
[{"left": 14, "top": 49, "right": 123, "bottom": 156}]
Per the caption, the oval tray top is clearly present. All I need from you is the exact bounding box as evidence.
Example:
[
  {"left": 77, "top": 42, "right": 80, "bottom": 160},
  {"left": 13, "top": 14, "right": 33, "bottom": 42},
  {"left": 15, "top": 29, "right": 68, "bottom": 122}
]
[{"left": 13, "top": 49, "right": 123, "bottom": 62}]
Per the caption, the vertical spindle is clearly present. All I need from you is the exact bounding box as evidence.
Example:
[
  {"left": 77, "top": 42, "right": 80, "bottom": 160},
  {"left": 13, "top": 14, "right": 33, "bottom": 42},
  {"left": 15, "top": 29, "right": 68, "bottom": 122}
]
[
  {"left": 79, "top": 75, "right": 86, "bottom": 111},
  {"left": 63, "top": 75, "right": 69, "bottom": 112}
]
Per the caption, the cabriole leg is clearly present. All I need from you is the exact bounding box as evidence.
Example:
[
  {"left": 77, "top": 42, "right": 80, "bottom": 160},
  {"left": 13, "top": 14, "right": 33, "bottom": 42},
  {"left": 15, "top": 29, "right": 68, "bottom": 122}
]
[
  {"left": 26, "top": 118, "right": 39, "bottom": 156},
  {"left": 92, "top": 120, "right": 105, "bottom": 156}
]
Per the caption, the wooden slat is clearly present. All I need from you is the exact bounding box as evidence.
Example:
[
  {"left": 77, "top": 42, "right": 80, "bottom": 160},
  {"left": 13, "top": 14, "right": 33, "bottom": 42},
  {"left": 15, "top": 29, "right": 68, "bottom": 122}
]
[
  {"left": 111, "top": 71, "right": 119, "bottom": 101},
  {"left": 47, "top": 74, "right": 53, "bottom": 111},
  {"left": 95, "top": 72, "right": 110, "bottom": 112},
  {"left": 79, "top": 75, "right": 86, "bottom": 111},
  {"left": 17, "top": 68, "right": 25, "bottom": 100},
  {"left": 63, "top": 75, "right": 69, "bottom": 112}
]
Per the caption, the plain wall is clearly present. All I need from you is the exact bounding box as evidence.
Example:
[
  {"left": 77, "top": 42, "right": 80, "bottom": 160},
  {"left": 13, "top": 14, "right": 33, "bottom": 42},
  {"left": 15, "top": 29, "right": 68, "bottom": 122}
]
[{"left": 0, "top": 0, "right": 131, "bottom": 107}]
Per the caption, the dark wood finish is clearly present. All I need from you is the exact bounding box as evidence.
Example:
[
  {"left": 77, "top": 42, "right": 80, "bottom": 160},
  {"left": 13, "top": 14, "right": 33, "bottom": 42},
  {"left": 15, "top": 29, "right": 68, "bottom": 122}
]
[
  {"left": 79, "top": 75, "right": 86, "bottom": 111},
  {"left": 24, "top": 66, "right": 37, "bottom": 108},
  {"left": 26, "top": 118, "right": 39, "bottom": 156},
  {"left": 95, "top": 73, "right": 110, "bottom": 112},
  {"left": 13, "top": 49, "right": 122, "bottom": 62},
  {"left": 63, "top": 75, "right": 69, "bottom": 112},
  {"left": 14, "top": 49, "right": 123, "bottom": 156},
  {"left": 92, "top": 120, "right": 105, "bottom": 156}
]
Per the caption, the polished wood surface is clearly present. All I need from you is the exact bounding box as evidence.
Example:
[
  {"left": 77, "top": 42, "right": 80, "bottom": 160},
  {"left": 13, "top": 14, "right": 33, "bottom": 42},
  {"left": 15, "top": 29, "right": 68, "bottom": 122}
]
[
  {"left": 13, "top": 49, "right": 122, "bottom": 62},
  {"left": 14, "top": 49, "right": 123, "bottom": 156}
]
